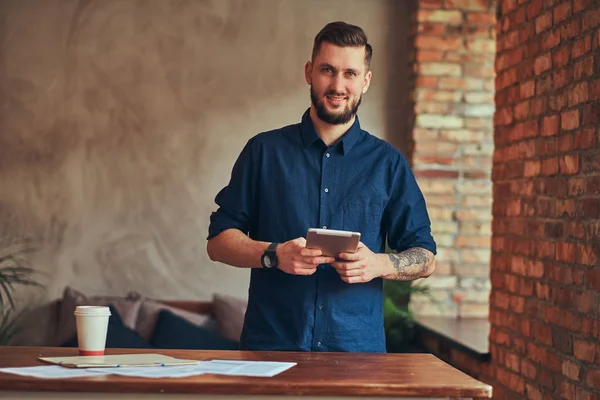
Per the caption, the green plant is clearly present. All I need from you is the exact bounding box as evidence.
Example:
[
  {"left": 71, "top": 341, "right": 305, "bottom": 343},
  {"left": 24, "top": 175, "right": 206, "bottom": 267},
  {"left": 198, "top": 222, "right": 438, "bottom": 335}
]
[
  {"left": 0, "top": 238, "right": 43, "bottom": 345},
  {"left": 383, "top": 279, "right": 432, "bottom": 352}
]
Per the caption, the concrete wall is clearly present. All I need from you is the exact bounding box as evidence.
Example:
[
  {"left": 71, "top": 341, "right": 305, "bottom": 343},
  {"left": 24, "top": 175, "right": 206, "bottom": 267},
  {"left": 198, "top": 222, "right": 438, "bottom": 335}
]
[{"left": 0, "top": 0, "right": 410, "bottom": 306}]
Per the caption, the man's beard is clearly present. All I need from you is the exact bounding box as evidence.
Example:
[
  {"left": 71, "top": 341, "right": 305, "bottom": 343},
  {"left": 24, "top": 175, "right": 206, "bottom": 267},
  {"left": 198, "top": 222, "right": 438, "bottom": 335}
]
[{"left": 310, "top": 86, "right": 362, "bottom": 125}]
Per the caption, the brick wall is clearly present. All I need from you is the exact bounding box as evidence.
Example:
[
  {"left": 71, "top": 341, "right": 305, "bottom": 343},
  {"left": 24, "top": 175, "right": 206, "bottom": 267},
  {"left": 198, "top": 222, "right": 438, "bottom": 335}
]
[
  {"left": 490, "top": 0, "right": 600, "bottom": 398},
  {"left": 410, "top": 0, "right": 496, "bottom": 317}
]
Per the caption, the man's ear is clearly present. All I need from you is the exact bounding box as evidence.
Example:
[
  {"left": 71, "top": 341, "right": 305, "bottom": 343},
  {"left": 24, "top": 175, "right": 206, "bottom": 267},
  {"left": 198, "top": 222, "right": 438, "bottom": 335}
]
[
  {"left": 362, "top": 70, "right": 372, "bottom": 94},
  {"left": 305, "top": 61, "right": 313, "bottom": 85}
]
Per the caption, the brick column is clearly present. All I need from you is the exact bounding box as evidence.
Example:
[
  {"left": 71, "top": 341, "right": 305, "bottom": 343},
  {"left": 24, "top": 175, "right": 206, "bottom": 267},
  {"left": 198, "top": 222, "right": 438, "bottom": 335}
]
[
  {"left": 409, "top": 0, "right": 497, "bottom": 318},
  {"left": 488, "top": 0, "right": 600, "bottom": 398}
]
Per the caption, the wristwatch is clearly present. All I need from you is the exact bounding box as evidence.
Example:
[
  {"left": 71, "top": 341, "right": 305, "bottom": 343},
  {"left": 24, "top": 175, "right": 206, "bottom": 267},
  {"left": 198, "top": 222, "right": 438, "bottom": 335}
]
[{"left": 261, "top": 243, "right": 279, "bottom": 269}]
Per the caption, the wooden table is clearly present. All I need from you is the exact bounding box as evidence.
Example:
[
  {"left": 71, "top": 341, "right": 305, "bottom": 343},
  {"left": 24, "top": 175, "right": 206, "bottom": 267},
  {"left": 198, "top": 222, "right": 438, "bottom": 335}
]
[{"left": 0, "top": 347, "right": 492, "bottom": 399}]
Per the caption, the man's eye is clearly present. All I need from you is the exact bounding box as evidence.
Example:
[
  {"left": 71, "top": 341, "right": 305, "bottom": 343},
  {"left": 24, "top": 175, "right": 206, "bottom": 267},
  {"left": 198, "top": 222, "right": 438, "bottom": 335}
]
[
  {"left": 322, "top": 67, "right": 332, "bottom": 73},
  {"left": 347, "top": 71, "right": 356, "bottom": 77}
]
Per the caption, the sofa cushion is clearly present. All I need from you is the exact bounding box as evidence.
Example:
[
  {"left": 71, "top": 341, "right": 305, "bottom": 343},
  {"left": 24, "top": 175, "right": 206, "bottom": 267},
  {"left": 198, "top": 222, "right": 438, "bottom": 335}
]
[
  {"left": 57, "top": 286, "right": 143, "bottom": 346},
  {"left": 62, "top": 304, "right": 151, "bottom": 349},
  {"left": 212, "top": 293, "right": 247, "bottom": 342},
  {"left": 129, "top": 292, "right": 212, "bottom": 341},
  {"left": 150, "top": 309, "right": 238, "bottom": 350}
]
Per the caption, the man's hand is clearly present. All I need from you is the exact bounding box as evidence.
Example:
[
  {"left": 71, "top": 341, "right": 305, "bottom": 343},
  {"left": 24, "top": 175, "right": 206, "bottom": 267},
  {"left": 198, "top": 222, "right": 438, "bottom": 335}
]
[
  {"left": 276, "top": 237, "right": 335, "bottom": 275},
  {"left": 331, "top": 242, "right": 383, "bottom": 284}
]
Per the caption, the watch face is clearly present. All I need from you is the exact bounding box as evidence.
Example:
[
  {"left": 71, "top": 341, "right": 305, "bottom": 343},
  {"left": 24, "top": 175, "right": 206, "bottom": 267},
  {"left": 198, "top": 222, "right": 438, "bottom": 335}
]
[{"left": 262, "top": 254, "right": 272, "bottom": 268}]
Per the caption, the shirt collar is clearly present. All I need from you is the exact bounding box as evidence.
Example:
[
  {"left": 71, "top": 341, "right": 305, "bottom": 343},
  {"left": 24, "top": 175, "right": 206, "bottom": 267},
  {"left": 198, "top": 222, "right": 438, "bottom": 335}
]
[{"left": 299, "top": 108, "right": 362, "bottom": 155}]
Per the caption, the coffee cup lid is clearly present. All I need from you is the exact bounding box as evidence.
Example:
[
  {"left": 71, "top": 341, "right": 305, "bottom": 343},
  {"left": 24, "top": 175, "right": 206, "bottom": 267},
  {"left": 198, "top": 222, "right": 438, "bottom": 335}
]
[{"left": 74, "top": 306, "right": 111, "bottom": 316}]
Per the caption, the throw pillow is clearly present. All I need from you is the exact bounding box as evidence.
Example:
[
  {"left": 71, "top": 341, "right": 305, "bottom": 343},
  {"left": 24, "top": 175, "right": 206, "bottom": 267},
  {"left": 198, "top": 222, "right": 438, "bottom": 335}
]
[
  {"left": 150, "top": 309, "right": 238, "bottom": 350},
  {"left": 130, "top": 293, "right": 212, "bottom": 341},
  {"left": 62, "top": 304, "right": 151, "bottom": 348},
  {"left": 212, "top": 293, "right": 247, "bottom": 342},
  {"left": 57, "top": 286, "right": 143, "bottom": 346}
]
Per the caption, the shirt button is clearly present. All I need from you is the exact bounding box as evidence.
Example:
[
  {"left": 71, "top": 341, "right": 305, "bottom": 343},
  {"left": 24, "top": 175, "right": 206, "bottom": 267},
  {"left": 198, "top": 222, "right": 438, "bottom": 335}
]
[
  {"left": 319, "top": 305, "right": 324, "bottom": 310},
  {"left": 324, "top": 188, "right": 329, "bottom": 193},
  {"left": 317, "top": 341, "right": 322, "bottom": 347},
  {"left": 326, "top": 153, "right": 330, "bottom": 158}
]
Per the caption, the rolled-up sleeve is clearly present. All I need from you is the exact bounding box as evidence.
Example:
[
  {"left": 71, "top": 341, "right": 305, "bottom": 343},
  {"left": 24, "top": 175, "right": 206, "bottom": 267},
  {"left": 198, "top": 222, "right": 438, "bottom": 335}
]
[
  {"left": 207, "top": 138, "right": 259, "bottom": 240},
  {"left": 385, "top": 155, "right": 437, "bottom": 255}
]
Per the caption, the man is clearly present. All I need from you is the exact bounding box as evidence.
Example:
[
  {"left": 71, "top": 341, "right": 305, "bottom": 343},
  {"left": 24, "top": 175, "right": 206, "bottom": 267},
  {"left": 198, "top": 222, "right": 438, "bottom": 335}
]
[{"left": 207, "top": 21, "right": 436, "bottom": 353}]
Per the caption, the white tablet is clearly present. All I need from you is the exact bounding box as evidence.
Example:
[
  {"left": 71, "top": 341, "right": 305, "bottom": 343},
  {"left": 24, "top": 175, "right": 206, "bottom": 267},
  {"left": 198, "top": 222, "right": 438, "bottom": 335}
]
[{"left": 306, "top": 228, "right": 361, "bottom": 258}]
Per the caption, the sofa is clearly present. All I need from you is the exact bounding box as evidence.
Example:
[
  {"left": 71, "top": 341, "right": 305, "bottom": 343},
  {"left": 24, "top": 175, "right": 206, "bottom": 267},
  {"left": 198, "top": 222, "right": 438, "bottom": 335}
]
[{"left": 14, "top": 286, "right": 248, "bottom": 350}]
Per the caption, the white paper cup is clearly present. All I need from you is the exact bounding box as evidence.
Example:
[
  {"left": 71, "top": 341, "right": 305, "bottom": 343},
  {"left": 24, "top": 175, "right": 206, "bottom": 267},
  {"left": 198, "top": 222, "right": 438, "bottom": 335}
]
[{"left": 74, "top": 306, "right": 111, "bottom": 356}]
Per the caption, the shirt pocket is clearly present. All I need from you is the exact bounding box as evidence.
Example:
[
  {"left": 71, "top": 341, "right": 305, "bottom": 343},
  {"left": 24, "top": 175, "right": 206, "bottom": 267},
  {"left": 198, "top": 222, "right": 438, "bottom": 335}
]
[{"left": 342, "top": 201, "right": 382, "bottom": 241}]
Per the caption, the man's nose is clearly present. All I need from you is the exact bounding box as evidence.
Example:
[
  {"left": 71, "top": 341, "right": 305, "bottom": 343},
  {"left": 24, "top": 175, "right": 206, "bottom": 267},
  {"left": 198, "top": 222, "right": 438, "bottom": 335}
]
[{"left": 330, "top": 74, "right": 345, "bottom": 94}]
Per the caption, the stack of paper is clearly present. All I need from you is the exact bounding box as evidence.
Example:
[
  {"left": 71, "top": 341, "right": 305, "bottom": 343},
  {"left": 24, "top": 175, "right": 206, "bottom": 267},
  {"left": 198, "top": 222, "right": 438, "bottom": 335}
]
[{"left": 0, "top": 356, "right": 297, "bottom": 379}]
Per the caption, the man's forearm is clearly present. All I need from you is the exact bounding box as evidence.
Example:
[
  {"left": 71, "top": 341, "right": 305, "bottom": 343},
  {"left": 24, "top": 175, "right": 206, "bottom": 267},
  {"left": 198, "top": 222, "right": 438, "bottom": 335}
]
[
  {"left": 207, "top": 229, "right": 269, "bottom": 269},
  {"left": 378, "top": 248, "right": 435, "bottom": 281}
]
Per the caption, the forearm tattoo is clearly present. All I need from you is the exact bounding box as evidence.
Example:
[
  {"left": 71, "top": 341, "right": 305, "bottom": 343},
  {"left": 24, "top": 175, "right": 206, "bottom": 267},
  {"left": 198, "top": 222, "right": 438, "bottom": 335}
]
[{"left": 387, "top": 248, "right": 433, "bottom": 281}]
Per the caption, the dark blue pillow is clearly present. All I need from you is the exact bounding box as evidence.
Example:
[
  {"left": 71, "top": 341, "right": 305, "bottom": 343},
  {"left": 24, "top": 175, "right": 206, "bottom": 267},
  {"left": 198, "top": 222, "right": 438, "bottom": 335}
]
[
  {"left": 150, "top": 309, "right": 238, "bottom": 350},
  {"left": 62, "top": 304, "right": 151, "bottom": 348}
]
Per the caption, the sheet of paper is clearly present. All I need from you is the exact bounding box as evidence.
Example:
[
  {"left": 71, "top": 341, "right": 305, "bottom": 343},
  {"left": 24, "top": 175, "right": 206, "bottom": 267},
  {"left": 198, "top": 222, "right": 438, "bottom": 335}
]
[
  {"left": 88, "top": 365, "right": 206, "bottom": 379},
  {"left": 205, "top": 360, "right": 297, "bottom": 377},
  {"left": 0, "top": 365, "right": 111, "bottom": 379},
  {"left": 1, "top": 360, "right": 296, "bottom": 379},
  {"left": 89, "top": 360, "right": 296, "bottom": 378},
  {"left": 39, "top": 354, "right": 200, "bottom": 368}
]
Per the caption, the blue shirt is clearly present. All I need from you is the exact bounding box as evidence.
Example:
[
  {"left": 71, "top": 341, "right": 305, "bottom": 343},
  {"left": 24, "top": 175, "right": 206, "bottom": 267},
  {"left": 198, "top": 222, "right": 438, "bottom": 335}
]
[{"left": 208, "top": 109, "right": 436, "bottom": 353}]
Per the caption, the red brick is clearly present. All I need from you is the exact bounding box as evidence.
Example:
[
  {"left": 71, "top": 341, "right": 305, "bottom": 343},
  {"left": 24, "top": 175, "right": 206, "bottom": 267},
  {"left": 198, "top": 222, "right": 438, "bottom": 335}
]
[
  {"left": 535, "top": 11, "right": 553, "bottom": 33},
  {"left": 573, "top": 339, "right": 597, "bottom": 363},
  {"left": 416, "top": 76, "right": 439, "bottom": 88},
  {"left": 561, "top": 109, "right": 580, "bottom": 130},
  {"left": 575, "top": 128, "right": 596, "bottom": 149},
  {"left": 541, "top": 157, "right": 559, "bottom": 175},
  {"left": 591, "top": 78, "right": 600, "bottom": 100},
  {"left": 542, "top": 29, "right": 561, "bottom": 51},
  {"left": 549, "top": 91, "right": 569, "bottom": 111},
  {"left": 572, "top": 33, "right": 593, "bottom": 59},
  {"left": 586, "top": 368, "right": 600, "bottom": 391},
  {"left": 464, "top": 63, "right": 495, "bottom": 77},
  {"left": 518, "top": 80, "right": 535, "bottom": 98},
  {"left": 534, "top": 53, "right": 552, "bottom": 75},
  {"left": 420, "top": 0, "right": 443, "bottom": 8},
  {"left": 536, "top": 74, "right": 553, "bottom": 94},
  {"left": 569, "top": 81, "right": 589, "bottom": 106},
  {"left": 523, "top": 160, "right": 541, "bottom": 177},
  {"left": 560, "top": 16, "right": 582, "bottom": 41},
  {"left": 553, "top": 45, "right": 572, "bottom": 69},
  {"left": 557, "top": 241, "right": 576, "bottom": 263},
  {"left": 560, "top": 154, "right": 579, "bottom": 175},
  {"left": 577, "top": 243, "right": 598, "bottom": 265},
  {"left": 527, "top": 0, "right": 544, "bottom": 20},
  {"left": 573, "top": 0, "right": 594, "bottom": 13},
  {"left": 582, "top": 103, "right": 600, "bottom": 126},
  {"left": 467, "top": 12, "right": 496, "bottom": 25},
  {"left": 416, "top": 50, "right": 444, "bottom": 62},
  {"left": 446, "top": 0, "right": 491, "bottom": 10},
  {"left": 557, "top": 133, "right": 574, "bottom": 152},
  {"left": 419, "top": 23, "right": 448, "bottom": 36},
  {"left": 540, "top": 114, "right": 559, "bottom": 136},
  {"left": 554, "top": 2, "right": 572, "bottom": 24},
  {"left": 581, "top": 7, "right": 600, "bottom": 31},
  {"left": 514, "top": 101, "right": 530, "bottom": 121},
  {"left": 414, "top": 170, "right": 460, "bottom": 179},
  {"left": 574, "top": 55, "right": 594, "bottom": 80},
  {"left": 553, "top": 66, "right": 573, "bottom": 88}
]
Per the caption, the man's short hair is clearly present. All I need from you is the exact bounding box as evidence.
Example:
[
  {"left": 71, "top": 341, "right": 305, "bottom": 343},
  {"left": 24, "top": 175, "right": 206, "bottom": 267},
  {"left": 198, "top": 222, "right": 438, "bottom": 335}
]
[{"left": 311, "top": 21, "right": 373, "bottom": 70}]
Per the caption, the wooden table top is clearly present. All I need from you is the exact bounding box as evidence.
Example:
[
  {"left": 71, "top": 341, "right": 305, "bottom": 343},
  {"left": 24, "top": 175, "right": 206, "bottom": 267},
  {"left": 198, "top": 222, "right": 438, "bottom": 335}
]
[{"left": 0, "top": 347, "right": 492, "bottom": 398}]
